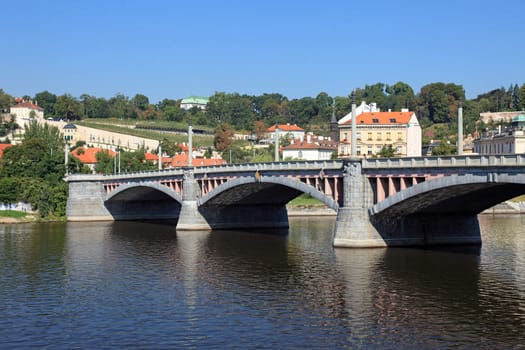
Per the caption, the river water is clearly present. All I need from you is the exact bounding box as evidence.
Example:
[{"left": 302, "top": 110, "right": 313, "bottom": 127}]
[{"left": 1, "top": 215, "right": 525, "bottom": 349}]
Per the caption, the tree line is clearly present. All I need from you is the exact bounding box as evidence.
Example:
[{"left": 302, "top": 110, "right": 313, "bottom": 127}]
[{"left": 1, "top": 82, "right": 524, "bottom": 136}]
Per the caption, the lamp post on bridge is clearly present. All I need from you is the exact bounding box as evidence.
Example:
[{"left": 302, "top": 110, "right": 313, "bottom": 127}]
[
  {"left": 457, "top": 98, "right": 463, "bottom": 156},
  {"left": 274, "top": 123, "right": 279, "bottom": 162},
  {"left": 351, "top": 93, "right": 357, "bottom": 157},
  {"left": 188, "top": 116, "right": 193, "bottom": 167}
]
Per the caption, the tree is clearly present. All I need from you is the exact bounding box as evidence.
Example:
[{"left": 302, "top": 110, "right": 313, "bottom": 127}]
[
  {"left": 0, "top": 89, "right": 12, "bottom": 112},
  {"left": 431, "top": 139, "right": 455, "bottom": 155},
  {"left": 206, "top": 92, "right": 255, "bottom": 129},
  {"left": 132, "top": 94, "right": 149, "bottom": 111},
  {"left": 55, "top": 94, "right": 82, "bottom": 120},
  {"left": 377, "top": 144, "right": 395, "bottom": 158},
  {"left": 163, "top": 105, "right": 184, "bottom": 122},
  {"left": 254, "top": 120, "right": 267, "bottom": 141},
  {"left": 94, "top": 150, "right": 114, "bottom": 174},
  {"left": 214, "top": 123, "right": 234, "bottom": 151},
  {"left": 108, "top": 94, "right": 135, "bottom": 119},
  {"left": 159, "top": 138, "right": 182, "bottom": 157},
  {"left": 34, "top": 90, "right": 57, "bottom": 117}
]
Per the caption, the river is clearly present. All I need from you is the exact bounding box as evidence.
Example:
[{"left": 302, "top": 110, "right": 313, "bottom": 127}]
[{"left": 1, "top": 215, "right": 524, "bottom": 349}]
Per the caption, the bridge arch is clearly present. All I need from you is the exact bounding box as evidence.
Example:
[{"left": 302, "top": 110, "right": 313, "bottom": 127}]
[
  {"left": 198, "top": 176, "right": 339, "bottom": 210},
  {"left": 105, "top": 182, "right": 183, "bottom": 204},
  {"left": 104, "top": 182, "right": 183, "bottom": 221},
  {"left": 370, "top": 173, "right": 525, "bottom": 217}
]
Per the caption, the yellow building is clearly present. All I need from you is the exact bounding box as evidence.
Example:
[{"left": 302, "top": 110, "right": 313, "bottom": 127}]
[{"left": 338, "top": 111, "right": 422, "bottom": 157}]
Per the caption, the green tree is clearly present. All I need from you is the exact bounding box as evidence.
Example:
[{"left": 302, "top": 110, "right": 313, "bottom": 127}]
[
  {"left": 159, "top": 138, "right": 182, "bottom": 157},
  {"left": 0, "top": 89, "right": 13, "bottom": 112},
  {"left": 431, "top": 139, "right": 455, "bottom": 155},
  {"left": 55, "top": 94, "right": 83, "bottom": 120},
  {"left": 132, "top": 93, "right": 150, "bottom": 111},
  {"left": 34, "top": 90, "right": 57, "bottom": 117},
  {"left": 0, "top": 177, "right": 18, "bottom": 203},
  {"left": 108, "top": 93, "right": 135, "bottom": 119},
  {"left": 163, "top": 105, "right": 184, "bottom": 122},
  {"left": 94, "top": 150, "right": 114, "bottom": 174},
  {"left": 377, "top": 144, "right": 395, "bottom": 158}
]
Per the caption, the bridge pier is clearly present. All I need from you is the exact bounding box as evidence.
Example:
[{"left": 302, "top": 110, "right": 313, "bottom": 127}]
[
  {"left": 66, "top": 181, "right": 113, "bottom": 221},
  {"left": 333, "top": 161, "right": 388, "bottom": 247},
  {"left": 333, "top": 160, "right": 482, "bottom": 248},
  {"left": 176, "top": 168, "right": 212, "bottom": 231}
]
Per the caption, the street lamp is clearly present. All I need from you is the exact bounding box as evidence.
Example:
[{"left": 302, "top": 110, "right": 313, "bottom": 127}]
[
  {"left": 274, "top": 123, "right": 280, "bottom": 162},
  {"left": 457, "top": 98, "right": 463, "bottom": 156},
  {"left": 351, "top": 93, "right": 357, "bottom": 157},
  {"left": 188, "top": 116, "right": 193, "bottom": 166}
]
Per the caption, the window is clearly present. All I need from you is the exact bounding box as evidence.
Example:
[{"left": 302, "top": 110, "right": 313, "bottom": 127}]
[
  {"left": 356, "top": 131, "right": 361, "bottom": 140},
  {"left": 367, "top": 132, "right": 372, "bottom": 141},
  {"left": 367, "top": 146, "right": 373, "bottom": 155},
  {"left": 356, "top": 145, "right": 361, "bottom": 155},
  {"left": 372, "top": 118, "right": 379, "bottom": 123},
  {"left": 397, "top": 132, "right": 403, "bottom": 141},
  {"left": 343, "top": 132, "right": 348, "bottom": 140},
  {"left": 376, "top": 132, "right": 382, "bottom": 141},
  {"left": 390, "top": 118, "right": 396, "bottom": 123},
  {"left": 386, "top": 132, "right": 391, "bottom": 141}
]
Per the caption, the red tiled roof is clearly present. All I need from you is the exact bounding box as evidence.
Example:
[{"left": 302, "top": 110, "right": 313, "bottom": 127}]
[
  {"left": 71, "top": 148, "right": 116, "bottom": 164},
  {"left": 144, "top": 152, "right": 159, "bottom": 161},
  {"left": 11, "top": 101, "right": 44, "bottom": 111},
  {"left": 341, "top": 111, "right": 414, "bottom": 125},
  {"left": 168, "top": 153, "right": 226, "bottom": 167},
  {"left": 0, "top": 144, "right": 13, "bottom": 158},
  {"left": 283, "top": 141, "right": 337, "bottom": 151},
  {"left": 267, "top": 124, "right": 304, "bottom": 132}
]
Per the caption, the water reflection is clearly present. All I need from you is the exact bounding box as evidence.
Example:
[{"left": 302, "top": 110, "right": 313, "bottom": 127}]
[{"left": 0, "top": 216, "right": 524, "bottom": 348}]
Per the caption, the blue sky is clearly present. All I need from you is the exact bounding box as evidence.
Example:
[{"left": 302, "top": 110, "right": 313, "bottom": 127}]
[{"left": 2, "top": 0, "right": 524, "bottom": 102}]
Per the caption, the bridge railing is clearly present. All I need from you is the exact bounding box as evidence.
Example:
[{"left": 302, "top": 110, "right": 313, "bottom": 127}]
[
  {"left": 192, "top": 160, "right": 344, "bottom": 174},
  {"left": 363, "top": 154, "right": 525, "bottom": 168},
  {"left": 65, "top": 160, "right": 346, "bottom": 182}
]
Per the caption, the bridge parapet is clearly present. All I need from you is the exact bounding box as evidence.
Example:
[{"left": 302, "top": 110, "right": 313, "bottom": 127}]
[{"left": 363, "top": 154, "right": 525, "bottom": 169}]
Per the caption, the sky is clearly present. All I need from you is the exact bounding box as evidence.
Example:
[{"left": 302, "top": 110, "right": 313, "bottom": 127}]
[{"left": 2, "top": 0, "right": 524, "bottom": 103}]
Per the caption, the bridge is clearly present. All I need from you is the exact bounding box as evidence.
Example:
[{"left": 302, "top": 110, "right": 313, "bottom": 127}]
[{"left": 65, "top": 155, "right": 525, "bottom": 247}]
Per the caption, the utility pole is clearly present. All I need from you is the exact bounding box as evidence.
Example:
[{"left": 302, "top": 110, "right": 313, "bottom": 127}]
[
  {"left": 457, "top": 98, "right": 463, "bottom": 155},
  {"left": 351, "top": 93, "right": 357, "bottom": 157},
  {"left": 188, "top": 117, "right": 193, "bottom": 166},
  {"left": 274, "top": 124, "right": 279, "bottom": 162}
]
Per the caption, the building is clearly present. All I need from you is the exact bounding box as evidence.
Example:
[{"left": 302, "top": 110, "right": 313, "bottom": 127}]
[
  {"left": 282, "top": 135, "right": 337, "bottom": 161},
  {"left": 337, "top": 101, "right": 379, "bottom": 125},
  {"left": 70, "top": 147, "right": 116, "bottom": 172},
  {"left": 473, "top": 114, "right": 525, "bottom": 155},
  {"left": 338, "top": 111, "right": 422, "bottom": 157},
  {"left": 9, "top": 100, "right": 44, "bottom": 128},
  {"left": 266, "top": 124, "right": 305, "bottom": 142},
  {"left": 180, "top": 96, "right": 209, "bottom": 110},
  {"left": 479, "top": 111, "right": 525, "bottom": 124},
  {"left": 63, "top": 123, "right": 77, "bottom": 142}
]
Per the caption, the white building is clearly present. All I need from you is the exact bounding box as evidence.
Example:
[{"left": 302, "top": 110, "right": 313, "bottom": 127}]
[
  {"left": 337, "top": 101, "right": 379, "bottom": 125},
  {"left": 180, "top": 96, "right": 209, "bottom": 110},
  {"left": 282, "top": 135, "right": 337, "bottom": 161},
  {"left": 473, "top": 114, "right": 525, "bottom": 154},
  {"left": 266, "top": 124, "right": 305, "bottom": 142},
  {"left": 10, "top": 100, "right": 44, "bottom": 128}
]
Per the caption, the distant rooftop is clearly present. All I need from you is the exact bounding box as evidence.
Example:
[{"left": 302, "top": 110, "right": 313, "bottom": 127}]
[{"left": 180, "top": 96, "right": 209, "bottom": 105}]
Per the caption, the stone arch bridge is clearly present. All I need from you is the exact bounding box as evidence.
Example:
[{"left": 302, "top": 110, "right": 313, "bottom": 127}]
[{"left": 66, "top": 155, "right": 525, "bottom": 247}]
